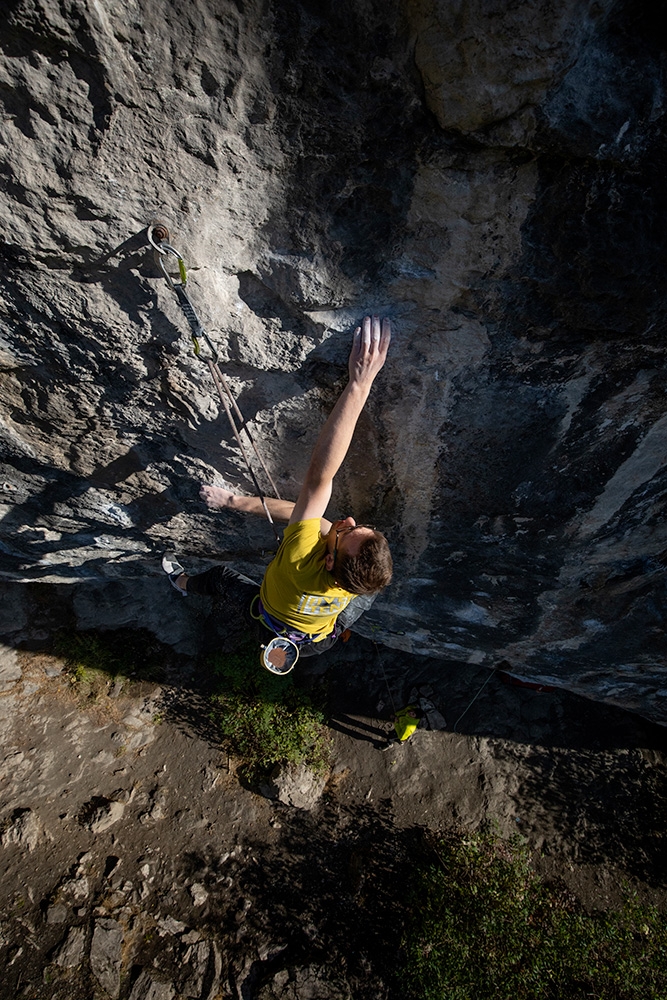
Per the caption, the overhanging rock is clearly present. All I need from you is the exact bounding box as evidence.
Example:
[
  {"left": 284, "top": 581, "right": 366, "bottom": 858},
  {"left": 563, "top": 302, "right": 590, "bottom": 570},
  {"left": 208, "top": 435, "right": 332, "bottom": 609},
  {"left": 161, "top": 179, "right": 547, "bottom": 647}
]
[{"left": 1, "top": 0, "right": 665, "bottom": 721}]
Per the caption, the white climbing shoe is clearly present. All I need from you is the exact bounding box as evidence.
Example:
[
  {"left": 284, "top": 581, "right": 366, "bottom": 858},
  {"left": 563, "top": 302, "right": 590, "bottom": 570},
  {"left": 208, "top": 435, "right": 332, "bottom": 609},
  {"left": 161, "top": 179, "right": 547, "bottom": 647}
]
[{"left": 162, "top": 553, "right": 187, "bottom": 596}]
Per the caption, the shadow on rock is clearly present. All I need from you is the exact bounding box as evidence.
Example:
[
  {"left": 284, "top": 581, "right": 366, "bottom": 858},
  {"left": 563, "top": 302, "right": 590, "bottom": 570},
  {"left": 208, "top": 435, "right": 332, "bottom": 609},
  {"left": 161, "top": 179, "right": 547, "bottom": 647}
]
[
  {"left": 5, "top": 576, "right": 667, "bottom": 887},
  {"left": 179, "top": 799, "right": 419, "bottom": 1000}
]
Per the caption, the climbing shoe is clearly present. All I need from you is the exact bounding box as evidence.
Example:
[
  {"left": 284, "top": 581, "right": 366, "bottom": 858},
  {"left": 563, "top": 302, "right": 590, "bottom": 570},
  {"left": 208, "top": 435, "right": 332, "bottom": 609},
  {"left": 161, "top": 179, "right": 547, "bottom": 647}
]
[{"left": 162, "top": 553, "right": 188, "bottom": 596}]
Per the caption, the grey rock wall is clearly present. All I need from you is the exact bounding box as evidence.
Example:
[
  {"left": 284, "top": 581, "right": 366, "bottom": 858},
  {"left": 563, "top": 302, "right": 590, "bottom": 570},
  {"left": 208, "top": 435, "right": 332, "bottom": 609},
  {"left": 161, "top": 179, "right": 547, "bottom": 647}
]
[{"left": 1, "top": 0, "right": 665, "bottom": 720}]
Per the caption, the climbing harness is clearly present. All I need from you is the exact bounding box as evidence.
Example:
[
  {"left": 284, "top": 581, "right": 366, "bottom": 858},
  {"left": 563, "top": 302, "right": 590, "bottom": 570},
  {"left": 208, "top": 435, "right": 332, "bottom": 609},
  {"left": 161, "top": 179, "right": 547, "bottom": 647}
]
[
  {"left": 250, "top": 593, "right": 339, "bottom": 674},
  {"left": 147, "top": 223, "right": 282, "bottom": 544},
  {"left": 250, "top": 593, "right": 309, "bottom": 643}
]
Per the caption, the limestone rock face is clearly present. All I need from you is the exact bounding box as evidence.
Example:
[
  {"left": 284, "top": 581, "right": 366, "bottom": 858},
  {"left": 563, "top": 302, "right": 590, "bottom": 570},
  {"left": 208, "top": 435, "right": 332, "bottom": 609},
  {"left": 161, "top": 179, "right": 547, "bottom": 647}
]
[
  {"left": 408, "top": 0, "right": 608, "bottom": 137},
  {"left": 259, "top": 763, "right": 327, "bottom": 810},
  {"left": 1, "top": 0, "right": 665, "bottom": 719}
]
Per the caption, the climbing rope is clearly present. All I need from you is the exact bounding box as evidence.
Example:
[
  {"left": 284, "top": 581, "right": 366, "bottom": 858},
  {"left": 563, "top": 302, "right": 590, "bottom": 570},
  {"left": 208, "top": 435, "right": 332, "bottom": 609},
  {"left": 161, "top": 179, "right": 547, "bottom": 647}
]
[
  {"left": 147, "top": 223, "right": 282, "bottom": 544},
  {"left": 369, "top": 620, "right": 502, "bottom": 733},
  {"left": 369, "top": 623, "right": 399, "bottom": 716},
  {"left": 452, "top": 664, "right": 500, "bottom": 731}
]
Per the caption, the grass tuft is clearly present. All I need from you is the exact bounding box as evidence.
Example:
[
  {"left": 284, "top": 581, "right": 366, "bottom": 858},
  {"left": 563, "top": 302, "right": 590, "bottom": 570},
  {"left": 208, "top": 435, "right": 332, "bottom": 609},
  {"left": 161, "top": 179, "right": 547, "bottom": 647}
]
[
  {"left": 54, "top": 629, "right": 167, "bottom": 689},
  {"left": 209, "top": 641, "right": 330, "bottom": 783},
  {"left": 403, "top": 829, "right": 667, "bottom": 1000}
]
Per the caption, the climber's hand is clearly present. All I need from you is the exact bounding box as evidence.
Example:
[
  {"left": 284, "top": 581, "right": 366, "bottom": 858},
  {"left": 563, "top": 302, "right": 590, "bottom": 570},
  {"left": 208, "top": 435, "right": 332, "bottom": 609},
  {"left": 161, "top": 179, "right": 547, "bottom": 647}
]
[
  {"left": 348, "top": 315, "right": 391, "bottom": 388},
  {"left": 200, "top": 485, "right": 237, "bottom": 510}
]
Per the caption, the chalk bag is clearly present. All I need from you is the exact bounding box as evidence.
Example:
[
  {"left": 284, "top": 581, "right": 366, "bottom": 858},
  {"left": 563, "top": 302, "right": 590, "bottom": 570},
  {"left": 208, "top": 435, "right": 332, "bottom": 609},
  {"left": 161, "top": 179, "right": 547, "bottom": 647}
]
[{"left": 261, "top": 636, "right": 299, "bottom": 676}]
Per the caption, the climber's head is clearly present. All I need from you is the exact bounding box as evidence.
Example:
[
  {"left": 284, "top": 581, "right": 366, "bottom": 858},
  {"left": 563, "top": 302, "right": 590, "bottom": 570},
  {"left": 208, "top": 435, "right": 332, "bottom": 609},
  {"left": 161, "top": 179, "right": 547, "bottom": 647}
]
[{"left": 325, "top": 518, "right": 393, "bottom": 595}]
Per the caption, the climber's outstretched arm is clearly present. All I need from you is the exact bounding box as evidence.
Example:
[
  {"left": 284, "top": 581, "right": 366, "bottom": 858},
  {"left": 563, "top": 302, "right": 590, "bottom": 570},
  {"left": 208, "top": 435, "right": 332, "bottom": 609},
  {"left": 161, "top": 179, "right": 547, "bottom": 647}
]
[
  {"left": 199, "top": 316, "right": 390, "bottom": 530},
  {"left": 201, "top": 486, "right": 334, "bottom": 535},
  {"left": 200, "top": 486, "right": 294, "bottom": 522},
  {"left": 289, "top": 316, "right": 391, "bottom": 526}
]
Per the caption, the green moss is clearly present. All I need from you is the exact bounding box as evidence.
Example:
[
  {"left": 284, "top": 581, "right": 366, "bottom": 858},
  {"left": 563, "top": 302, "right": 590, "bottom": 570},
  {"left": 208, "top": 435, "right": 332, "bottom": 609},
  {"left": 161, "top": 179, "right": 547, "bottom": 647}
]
[
  {"left": 54, "top": 629, "right": 167, "bottom": 687},
  {"left": 209, "top": 641, "right": 330, "bottom": 783},
  {"left": 53, "top": 629, "right": 329, "bottom": 782},
  {"left": 403, "top": 829, "right": 667, "bottom": 1000}
]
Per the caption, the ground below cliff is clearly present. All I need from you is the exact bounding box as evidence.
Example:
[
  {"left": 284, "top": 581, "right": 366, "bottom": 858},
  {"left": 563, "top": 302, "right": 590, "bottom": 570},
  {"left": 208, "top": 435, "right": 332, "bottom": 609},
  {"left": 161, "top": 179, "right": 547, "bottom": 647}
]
[{"left": 1, "top": 626, "right": 666, "bottom": 999}]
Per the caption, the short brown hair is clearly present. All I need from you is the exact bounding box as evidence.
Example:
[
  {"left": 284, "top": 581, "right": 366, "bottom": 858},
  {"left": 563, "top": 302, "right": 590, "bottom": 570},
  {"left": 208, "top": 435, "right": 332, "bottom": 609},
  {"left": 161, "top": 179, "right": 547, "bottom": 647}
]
[{"left": 335, "top": 531, "right": 393, "bottom": 595}]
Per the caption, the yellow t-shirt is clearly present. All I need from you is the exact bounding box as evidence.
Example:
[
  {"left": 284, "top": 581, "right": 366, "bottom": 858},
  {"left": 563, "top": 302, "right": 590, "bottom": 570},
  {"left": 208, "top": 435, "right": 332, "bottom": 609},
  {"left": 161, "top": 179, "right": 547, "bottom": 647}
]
[{"left": 260, "top": 518, "right": 354, "bottom": 639}]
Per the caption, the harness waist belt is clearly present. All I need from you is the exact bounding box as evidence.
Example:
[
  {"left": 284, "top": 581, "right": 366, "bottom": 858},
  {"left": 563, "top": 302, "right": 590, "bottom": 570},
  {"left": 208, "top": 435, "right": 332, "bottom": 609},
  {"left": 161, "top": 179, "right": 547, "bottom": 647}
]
[{"left": 257, "top": 599, "right": 337, "bottom": 646}]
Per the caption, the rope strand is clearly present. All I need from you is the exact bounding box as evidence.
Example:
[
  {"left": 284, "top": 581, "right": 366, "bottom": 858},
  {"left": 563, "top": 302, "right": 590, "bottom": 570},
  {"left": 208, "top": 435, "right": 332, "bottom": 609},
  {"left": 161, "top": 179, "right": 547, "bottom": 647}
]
[
  {"left": 452, "top": 665, "right": 499, "bottom": 732},
  {"left": 147, "top": 224, "right": 281, "bottom": 544}
]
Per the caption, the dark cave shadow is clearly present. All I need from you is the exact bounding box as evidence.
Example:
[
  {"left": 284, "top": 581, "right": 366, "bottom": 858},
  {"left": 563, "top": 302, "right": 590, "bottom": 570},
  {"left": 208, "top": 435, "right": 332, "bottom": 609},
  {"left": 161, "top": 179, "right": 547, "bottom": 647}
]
[
  {"left": 5, "top": 574, "right": 667, "bottom": 885},
  {"left": 323, "top": 638, "right": 667, "bottom": 885},
  {"left": 328, "top": 639, "right": 667, "bottom": 754}
]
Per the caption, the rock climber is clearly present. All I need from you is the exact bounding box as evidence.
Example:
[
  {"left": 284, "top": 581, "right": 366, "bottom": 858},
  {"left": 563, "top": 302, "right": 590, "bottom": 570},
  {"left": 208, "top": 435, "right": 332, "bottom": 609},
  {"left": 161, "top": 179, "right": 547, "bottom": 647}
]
[{"left": 163, "top": 315, "right": 393, "bottom": 657}]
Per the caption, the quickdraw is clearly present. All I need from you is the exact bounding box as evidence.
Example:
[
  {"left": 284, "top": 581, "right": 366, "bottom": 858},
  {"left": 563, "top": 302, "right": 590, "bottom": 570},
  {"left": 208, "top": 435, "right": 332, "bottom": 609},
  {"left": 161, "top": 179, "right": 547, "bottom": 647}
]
[{"left": 147, "top": 223, "right": 282, "bottom": 544}]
